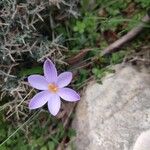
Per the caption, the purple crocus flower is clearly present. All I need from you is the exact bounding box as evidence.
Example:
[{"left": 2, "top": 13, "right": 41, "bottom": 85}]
[{"left": 28, "top": 59, "right": 80, "bottom": 116}]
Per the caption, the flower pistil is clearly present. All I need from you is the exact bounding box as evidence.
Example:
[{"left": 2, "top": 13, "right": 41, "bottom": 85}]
[{"left": 48, "top": 83, "right": 58, "bottom": 93}]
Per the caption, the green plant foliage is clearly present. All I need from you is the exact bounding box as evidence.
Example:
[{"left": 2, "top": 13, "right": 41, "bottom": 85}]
[
  {"left": 48, "top": 141, "right": 55, "bottom": 150},
  {"left": 92, "top": 67, "right": 113, "bottom": 79},
  {"left": 65, "top": 12, "right": 99, "bottom": 49},
  {"left": 73, "top": 21, "right": 86, "bottom": 34},
  {"left": 0, "top": 112, "right": 76, "bottom": 150},
  {"left": 110, "top": 51, "right": 126, "bottom": 64},
  {"left": 67, "top": 128, "right": 76, "bottom": 138},
  {"left": 92, "top": 51, "right": 126, "bottom": 79},
  {"left": 19, "top": 66, "right": 43, "bottom": 78},
  {"left": 135, "top": 0, "right": 150, "bottom": 8}
]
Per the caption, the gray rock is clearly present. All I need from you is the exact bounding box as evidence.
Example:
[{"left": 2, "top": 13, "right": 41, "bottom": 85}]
[
  {"left": 133, "top": 130, "right": 150, "bottom": 150},
  {"left": 72, "top": 65, "right": 150, "bottom": 150}
]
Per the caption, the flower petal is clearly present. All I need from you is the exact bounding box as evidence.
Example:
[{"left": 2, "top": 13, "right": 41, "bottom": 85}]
[
  {"left": 44, "top": 59, "right": 57, "bottom": 83},
  {"left": 28, "top": 75, "right": 48, "bottom": 90},
  {"left": 48, "top": 94, "right": 61, "bottom": 116},
  {"left": 57, "top": 72, "right": 73, "bottom": 88},
  {"left": 58, "top": 88, "right": 80, "bottom": 102},
  {"left": 29, "top": 91, "right": 51, "bottom": 109}
]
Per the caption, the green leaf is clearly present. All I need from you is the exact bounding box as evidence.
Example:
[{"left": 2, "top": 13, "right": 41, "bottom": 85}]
[
  {"left": 67, "top": 128, "right": 76, "bottom": 138},
  {"left": 19, "top": 66, "right": 42, "bottom": 77},
  {"left": 40, "top": 146, "right": 47, "bottom": 150},
  {"left": 111, "top": 51, "right": 126, "bottom": 64},
  {"left": 48, "top": 141, "right": 55, "bottom": 150}
]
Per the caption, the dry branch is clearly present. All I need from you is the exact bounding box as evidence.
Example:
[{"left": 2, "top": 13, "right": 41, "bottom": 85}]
[{"left": 101, "top": 12, "right": 150, "bottom": 56}]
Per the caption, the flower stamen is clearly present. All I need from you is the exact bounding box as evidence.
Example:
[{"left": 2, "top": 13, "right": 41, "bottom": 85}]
[{"left": 48, "top": 83, "right": 58, "bottom": 93}]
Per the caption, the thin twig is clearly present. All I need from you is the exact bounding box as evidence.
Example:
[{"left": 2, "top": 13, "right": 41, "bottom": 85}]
[
  {"left": 130, "top": 57, "right": 150, "bottom": 63},
  {"left": 0, "top": 70, "right": 16, "bottom": 78},
  {"left": 17, "top": 89, "right": 34, "bottom": 107}
]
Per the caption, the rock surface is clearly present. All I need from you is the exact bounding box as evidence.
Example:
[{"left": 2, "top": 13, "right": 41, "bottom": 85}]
[
  {"left": 72, "top": 65, "right": 150, "bottom": 150},
  {"left": 133, "top": 130, "right": 150, "bottom": 150}
]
